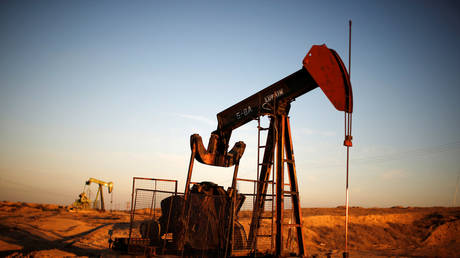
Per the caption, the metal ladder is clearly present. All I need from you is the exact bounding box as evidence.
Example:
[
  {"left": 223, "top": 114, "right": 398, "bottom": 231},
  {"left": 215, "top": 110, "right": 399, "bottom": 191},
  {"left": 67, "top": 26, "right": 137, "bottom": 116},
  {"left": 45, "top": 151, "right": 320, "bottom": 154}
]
[{"left": 254, "top": 116, "right": 275, "bottom": 251}]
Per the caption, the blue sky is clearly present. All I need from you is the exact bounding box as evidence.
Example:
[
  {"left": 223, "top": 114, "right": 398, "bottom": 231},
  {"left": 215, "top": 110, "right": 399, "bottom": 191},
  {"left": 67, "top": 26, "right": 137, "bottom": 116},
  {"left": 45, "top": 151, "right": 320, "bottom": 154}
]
[{"left": 1, "top": 1, "right": 459, "bottom": 208}]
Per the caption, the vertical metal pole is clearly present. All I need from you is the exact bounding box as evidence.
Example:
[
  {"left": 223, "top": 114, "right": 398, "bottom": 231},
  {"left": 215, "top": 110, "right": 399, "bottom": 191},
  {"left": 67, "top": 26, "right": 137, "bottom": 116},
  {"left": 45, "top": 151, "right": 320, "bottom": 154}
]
[
  {"left": 345, "top": 147, "right": 350, "bottom": 255},
  {"left": 175, "top": 180, "right": 178, "bottom": 196},
  {"left": 227, "top": 162, "right": 240, "bottom": 257},
  {"left": 348, "top": 20, "right": 352, "bottom": 79},
  {"left": 271, "top": 158, "right": 275, "bottom": 252},
  {"left": 181, "top": 149, "right": 196, "bottom": 254},
  {"left": 257, "top": 117, "right": 261, "bottom": 198},
  {"left": 128, "top": 178, "right": 136, "bottom": 246},
  {"left": 275, "top": 115, "right": 285, "bottom": 256},
  {"left": 163, "top": 181, "right": 176, "bottom": 254},
  {"left": 454, "top": 173, "right": 460, "bottom": 207},
  {"left": 184, "top": 149, "right": 196, "bottom": 200},
  {"left": 231, "top": 162, "right": 240, "bottom": 190},
  {"left": 344, "top": 19, "right": 352, "bottom": 258},
  {"left": 154, "top": 180, "right": 158, "bottom": 217},
  {"left": 150, "top": 180, "right": 156, "bottom": 217}
]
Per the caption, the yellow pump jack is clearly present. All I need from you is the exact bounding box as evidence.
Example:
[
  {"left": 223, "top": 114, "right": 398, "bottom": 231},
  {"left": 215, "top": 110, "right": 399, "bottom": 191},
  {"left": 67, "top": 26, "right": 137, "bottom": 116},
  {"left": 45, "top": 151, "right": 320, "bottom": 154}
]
[
  {"left": 72, "top": 178, "right": 113, "bottom": 211},
  {"left": 86, "top": 178, "right": 113, "bottom": 211}
]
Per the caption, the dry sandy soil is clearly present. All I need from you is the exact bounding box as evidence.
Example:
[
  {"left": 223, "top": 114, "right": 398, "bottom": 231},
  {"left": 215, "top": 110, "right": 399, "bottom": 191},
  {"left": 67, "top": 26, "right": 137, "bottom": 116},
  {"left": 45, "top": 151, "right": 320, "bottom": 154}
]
[{"left": 0, "top": 201, "right": 458, "bottom": 257}]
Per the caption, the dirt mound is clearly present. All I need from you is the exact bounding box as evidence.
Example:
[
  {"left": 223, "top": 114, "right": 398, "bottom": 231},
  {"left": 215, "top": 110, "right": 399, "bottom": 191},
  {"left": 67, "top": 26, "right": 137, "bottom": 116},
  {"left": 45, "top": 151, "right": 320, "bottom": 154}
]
[
  {"left": 302, "top": 208, "right": 460, "bottom": 256},
  {"left": 0, "top": 201, "right": 66, "bottom": 213},
  {"left": 423, "top": 219, "right": 460, "bottom": 246}
]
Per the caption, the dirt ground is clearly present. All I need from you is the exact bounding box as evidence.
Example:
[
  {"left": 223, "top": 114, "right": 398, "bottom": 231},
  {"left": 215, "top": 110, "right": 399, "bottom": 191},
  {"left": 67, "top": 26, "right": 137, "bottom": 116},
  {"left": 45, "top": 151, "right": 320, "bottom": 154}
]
[{"left": 0, "top": 201, "right": 458, "bottom": 257}]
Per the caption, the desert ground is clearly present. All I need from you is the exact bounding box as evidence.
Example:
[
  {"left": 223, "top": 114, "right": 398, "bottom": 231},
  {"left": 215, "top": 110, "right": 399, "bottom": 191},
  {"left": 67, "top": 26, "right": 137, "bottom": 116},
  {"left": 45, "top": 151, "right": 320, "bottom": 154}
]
[{"left": 0, "top": 201, "right": 458, "bottom": 257}]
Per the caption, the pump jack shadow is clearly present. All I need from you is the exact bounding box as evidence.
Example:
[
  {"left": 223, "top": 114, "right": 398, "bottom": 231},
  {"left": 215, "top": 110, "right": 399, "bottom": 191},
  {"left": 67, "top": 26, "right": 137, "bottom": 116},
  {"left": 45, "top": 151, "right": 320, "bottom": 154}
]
[{"left": 0, "top": 223, "right": 114, "bottom": 257}]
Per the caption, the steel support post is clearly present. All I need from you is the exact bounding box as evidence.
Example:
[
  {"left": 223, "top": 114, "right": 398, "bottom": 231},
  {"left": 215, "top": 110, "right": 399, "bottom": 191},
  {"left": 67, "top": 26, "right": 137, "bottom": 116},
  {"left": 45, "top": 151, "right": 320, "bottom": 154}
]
[
  {"left": 227, "top": 162, "right": 240, "bottom": 257},
  {"left": 184, "top": 149, "right": 196, "bottom": 200},
  {"left": 284, "top": 116, "right": 305, "bottom": 255},
  {"left": 128, "top": 177, "right": 136, "bottom": 245},
  {"left": 275, "top": 115, "right": 285, "bottom": 256},
  {"left": 99, "top": 185, "right": 105, "bottom": 211}
]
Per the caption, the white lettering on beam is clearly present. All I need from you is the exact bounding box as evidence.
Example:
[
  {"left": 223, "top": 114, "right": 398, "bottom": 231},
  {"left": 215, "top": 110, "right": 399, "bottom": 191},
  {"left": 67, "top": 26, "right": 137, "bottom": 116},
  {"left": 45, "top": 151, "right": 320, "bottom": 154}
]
[
  {"left": 235, "top": 105, "right": 253, "bottom": 120},
  {"left": 264, "top": 89, "right": 284, "bottom": 103}
]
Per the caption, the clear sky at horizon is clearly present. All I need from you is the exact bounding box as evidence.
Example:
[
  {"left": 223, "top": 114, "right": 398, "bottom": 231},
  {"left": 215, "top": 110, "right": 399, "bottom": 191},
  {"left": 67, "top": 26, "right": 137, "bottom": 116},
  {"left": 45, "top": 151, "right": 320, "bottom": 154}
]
[{"left": 1, "top": 0, "right": 459, "bottom": 208}]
